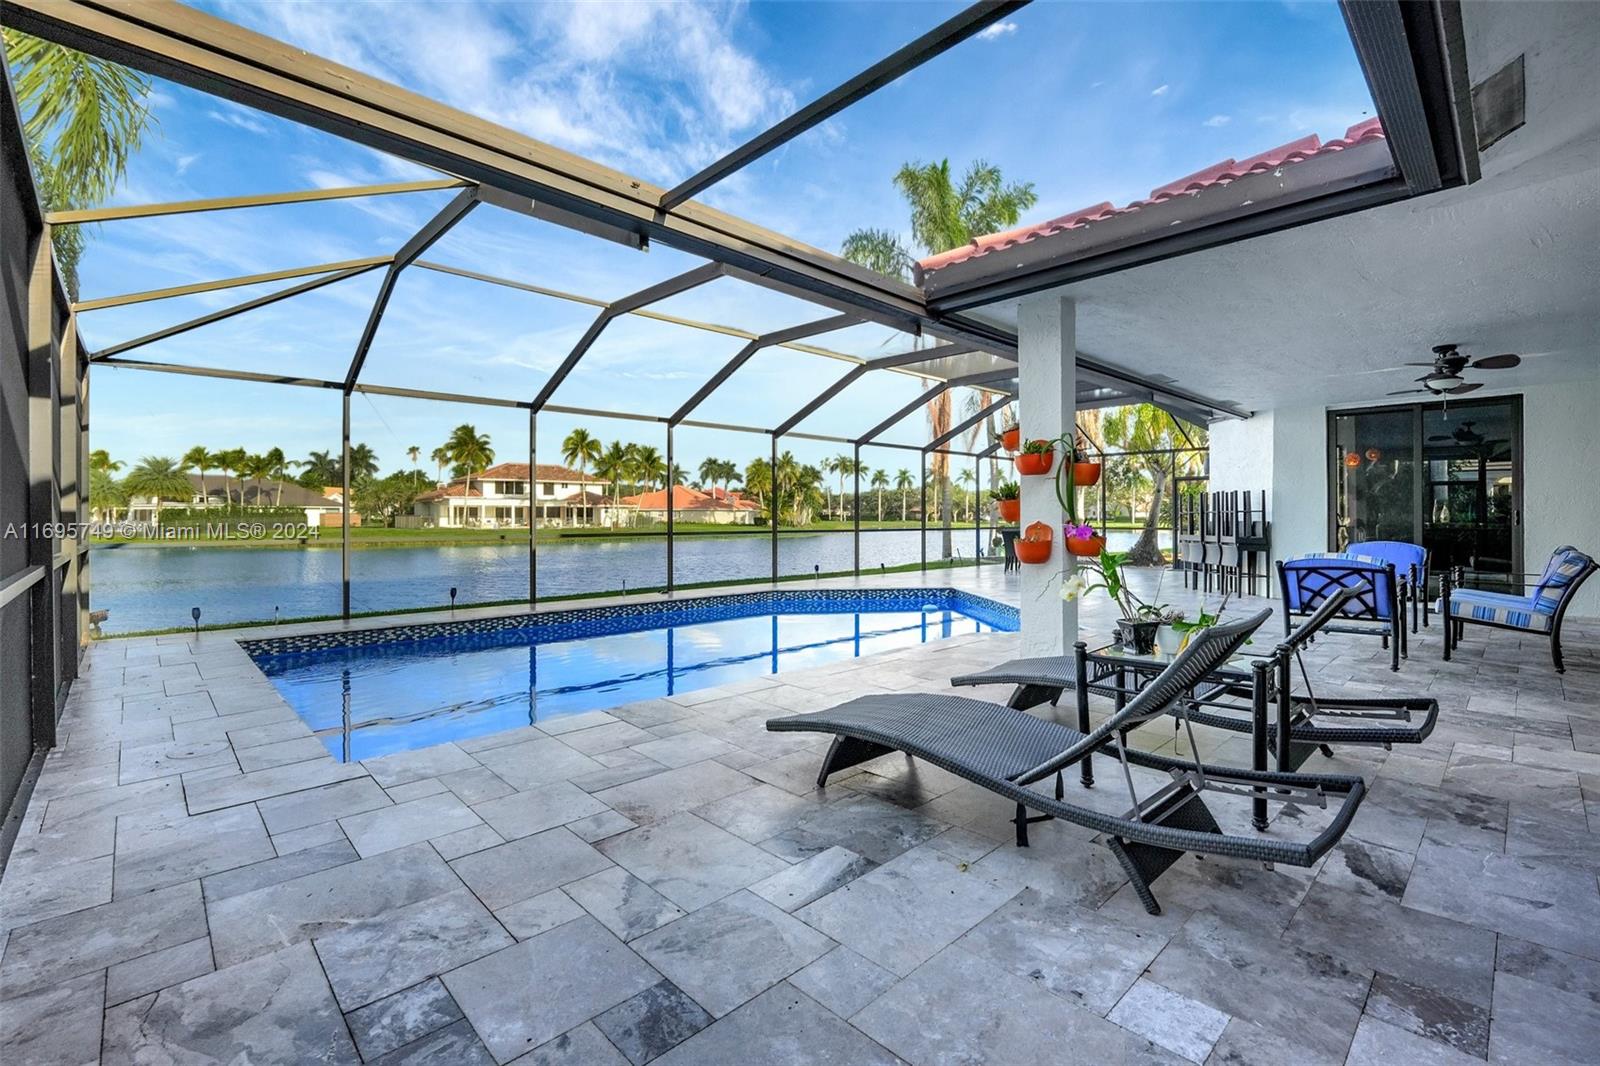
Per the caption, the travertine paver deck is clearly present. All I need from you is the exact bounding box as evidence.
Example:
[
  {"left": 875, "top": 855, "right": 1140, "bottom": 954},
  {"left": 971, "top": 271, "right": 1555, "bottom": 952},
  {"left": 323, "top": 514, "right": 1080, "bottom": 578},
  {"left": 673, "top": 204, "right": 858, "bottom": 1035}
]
[{"left": 2, "top": 567, "right": 1598, "bottom": 1064}]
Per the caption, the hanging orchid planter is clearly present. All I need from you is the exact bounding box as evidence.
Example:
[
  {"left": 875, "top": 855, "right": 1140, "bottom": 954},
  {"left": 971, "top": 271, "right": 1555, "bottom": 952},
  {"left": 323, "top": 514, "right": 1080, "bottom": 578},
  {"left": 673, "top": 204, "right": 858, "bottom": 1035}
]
[{"left": 1016, "top": 520, "right": 1053, "bottom": 564}]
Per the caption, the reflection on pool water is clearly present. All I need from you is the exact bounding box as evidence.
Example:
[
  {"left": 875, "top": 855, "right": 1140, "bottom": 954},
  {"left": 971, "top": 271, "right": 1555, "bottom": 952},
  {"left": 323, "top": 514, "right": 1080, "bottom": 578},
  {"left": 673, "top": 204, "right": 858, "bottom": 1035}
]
[{"left": 243, "top": 589, "right": 1016, "bottom": 762}]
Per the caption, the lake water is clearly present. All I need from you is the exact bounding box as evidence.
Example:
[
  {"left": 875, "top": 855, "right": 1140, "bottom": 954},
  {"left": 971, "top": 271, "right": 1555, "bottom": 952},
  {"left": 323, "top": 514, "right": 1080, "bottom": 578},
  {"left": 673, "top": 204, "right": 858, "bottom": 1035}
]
[{"left": 90, "top": 526, "right": 1141, "bottom": 633}]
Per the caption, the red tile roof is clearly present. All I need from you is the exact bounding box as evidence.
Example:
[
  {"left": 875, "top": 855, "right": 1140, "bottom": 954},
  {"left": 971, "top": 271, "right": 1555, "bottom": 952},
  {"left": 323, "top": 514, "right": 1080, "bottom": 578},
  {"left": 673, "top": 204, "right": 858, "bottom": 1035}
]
[
  {"left": 621, "top": 486, "right": 760, "bottom": 511},
  {"left": 917, "top": 119, "right": 1386, "bottom": 274}
]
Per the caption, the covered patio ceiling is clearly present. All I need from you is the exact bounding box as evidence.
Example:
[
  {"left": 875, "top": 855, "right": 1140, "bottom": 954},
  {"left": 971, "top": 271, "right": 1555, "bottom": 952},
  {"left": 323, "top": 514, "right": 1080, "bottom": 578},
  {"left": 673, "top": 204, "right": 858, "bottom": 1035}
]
[{"left": 2, "top": 0, "right": 1485, "bottom": 433}]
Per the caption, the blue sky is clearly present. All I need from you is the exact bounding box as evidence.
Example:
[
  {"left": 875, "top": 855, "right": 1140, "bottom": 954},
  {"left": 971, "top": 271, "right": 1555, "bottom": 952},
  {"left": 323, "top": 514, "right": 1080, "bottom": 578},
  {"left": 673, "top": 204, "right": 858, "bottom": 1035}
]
[{"left": 68, "top": 0, "right": 1374, "bottom": 482}]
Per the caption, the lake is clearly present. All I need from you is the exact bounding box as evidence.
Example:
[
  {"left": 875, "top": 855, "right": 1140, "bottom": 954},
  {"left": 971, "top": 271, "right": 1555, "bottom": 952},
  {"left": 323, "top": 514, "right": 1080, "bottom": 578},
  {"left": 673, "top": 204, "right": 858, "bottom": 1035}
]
[{"left": 89, "top": 526, "right": 1143, "bottom": 633}]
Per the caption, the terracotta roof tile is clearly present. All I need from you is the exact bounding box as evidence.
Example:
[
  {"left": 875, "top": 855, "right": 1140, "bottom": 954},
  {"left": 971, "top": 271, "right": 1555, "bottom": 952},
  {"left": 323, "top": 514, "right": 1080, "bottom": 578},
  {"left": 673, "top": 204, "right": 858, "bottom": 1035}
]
[{"left": 918, "top": 119, "right": 1386, "bottom": 273}]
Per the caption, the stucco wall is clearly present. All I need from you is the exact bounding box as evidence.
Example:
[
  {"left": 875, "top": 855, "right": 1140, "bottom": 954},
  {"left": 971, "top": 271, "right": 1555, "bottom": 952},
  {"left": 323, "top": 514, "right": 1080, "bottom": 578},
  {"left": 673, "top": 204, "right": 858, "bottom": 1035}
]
[{"left": 1211, "top": 380, "right": 1600, "bottom": 618}]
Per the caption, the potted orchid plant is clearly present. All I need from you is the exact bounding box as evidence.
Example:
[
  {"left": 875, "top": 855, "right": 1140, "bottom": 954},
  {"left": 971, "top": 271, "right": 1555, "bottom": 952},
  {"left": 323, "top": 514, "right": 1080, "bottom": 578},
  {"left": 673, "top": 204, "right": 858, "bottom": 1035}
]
[{"left": 1060, "top": 547, "right": 1171, "bottom": 653}]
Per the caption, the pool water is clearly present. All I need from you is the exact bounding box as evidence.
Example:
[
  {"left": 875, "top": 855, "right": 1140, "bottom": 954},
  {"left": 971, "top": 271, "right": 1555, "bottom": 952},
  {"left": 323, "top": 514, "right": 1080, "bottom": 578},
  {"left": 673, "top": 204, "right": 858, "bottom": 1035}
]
[{"left": 242, "top": 589, "right": 1016, "bottom": 762}]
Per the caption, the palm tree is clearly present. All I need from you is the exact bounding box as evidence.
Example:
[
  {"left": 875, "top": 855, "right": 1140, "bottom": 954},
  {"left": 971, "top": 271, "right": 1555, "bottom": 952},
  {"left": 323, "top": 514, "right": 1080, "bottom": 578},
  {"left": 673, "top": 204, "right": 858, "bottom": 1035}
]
[
  {"left": 894, "top": 468, "right": 913, "bottom": 521},
  {"left": 3, "top": 30, "right": 157, "bottom": 299},
  {"left": 299, "top": 450, "right": 339, "bottom": 489},
  {"left": 263, "top": 446, "right": 288, "bottom": 505},
  {"left": 870, "top": 469, "right": 889, "bottom": 521},
  {"left": 430, "top": 446, "right": 450, "bottom": 486},
  {"left": 347, "top": 443, "right": 381, "bottom": 483},
  {"left": 1102, "top": 405, "right": 1207, "bottom": 566},
  {"left": 958, "top": 467, "right": 976, "bottom": 520},
  {"left": 697, "top": 456, "right": 722, "bottom": 490},
  {"left": 561, "top": 428, "right": 602, "bottom": 487},
  {"left": 839, "top": 159, "right": 1037, "bottom": 285},
  {"left": 631, "top": 445, "right": 666, "bottom": 490},
  {"left": 181, "top": 447, "right": 212, "bottom": 508},
  {"left": 89, "top": 449, "right": 122, "bottom": 475},
  {"left": 216, "top": 448, "right": 246, "bottom": 506},
  {"left": 442, "top": 425, "right": 492, "bottom": 495},
  {"left": 89, "top": 465, "right": 128, "bottom": 521},
  {"left": 123, "top": 457, "right": 194, "bottom": 518},
  {"left": 406, "top": 445, "right": 422, "bottom": 488},
  {"left": 595, "top": 441, "right": 631, "bottom": 523},
  {"left": 236, "top": 454, "right": 271, "bottom": 506},
  {"left": 668, "top": 462, "right": 687, "bottom": 487}
]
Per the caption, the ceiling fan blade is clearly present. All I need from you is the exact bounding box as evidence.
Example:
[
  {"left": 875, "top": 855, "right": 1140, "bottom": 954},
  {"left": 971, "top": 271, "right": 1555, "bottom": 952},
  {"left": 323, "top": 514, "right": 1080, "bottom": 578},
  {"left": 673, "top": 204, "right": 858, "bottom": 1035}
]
[
  {"left": 1447, "top": 382, "right": 1484, "bottom": 395},
  {"left": 1471, "top": 353, "right": 1521, "bottom": 370},
  {"left": 1427, "top": 435, "right": 1452, "bottom": 441},
  {"left": 1402, "top": 362, "right": 1439, "bottom": 367},
  {"left": 1387, "top": 389, "right": 1427, "bottom": 396}
]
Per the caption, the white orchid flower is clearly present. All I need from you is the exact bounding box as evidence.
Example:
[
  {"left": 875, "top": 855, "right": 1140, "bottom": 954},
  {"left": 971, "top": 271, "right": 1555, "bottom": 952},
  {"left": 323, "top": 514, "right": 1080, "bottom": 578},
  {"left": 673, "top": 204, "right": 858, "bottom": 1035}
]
[{"left": 1060, "top": 572, "right": 1091, "bottom": 602}]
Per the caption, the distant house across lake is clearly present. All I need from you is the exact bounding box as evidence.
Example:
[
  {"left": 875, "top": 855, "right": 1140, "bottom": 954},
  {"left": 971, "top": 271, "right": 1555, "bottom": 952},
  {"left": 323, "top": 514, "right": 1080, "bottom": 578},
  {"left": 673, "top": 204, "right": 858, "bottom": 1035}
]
[{"left": 409, "top": 463, "right": 611, "bottom": 528}]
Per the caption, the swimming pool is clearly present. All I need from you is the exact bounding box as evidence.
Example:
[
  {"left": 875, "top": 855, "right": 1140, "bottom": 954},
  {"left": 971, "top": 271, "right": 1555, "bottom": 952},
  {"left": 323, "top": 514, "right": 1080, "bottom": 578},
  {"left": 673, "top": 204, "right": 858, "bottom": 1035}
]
[{"left": 241, "top": 588, "right": 1016, "bottom": 762}]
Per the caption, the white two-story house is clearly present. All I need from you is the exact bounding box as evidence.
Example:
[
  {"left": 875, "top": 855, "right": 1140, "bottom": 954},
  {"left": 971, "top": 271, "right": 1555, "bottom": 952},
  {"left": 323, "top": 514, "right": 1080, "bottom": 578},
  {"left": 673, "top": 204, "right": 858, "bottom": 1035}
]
[{"left": 410, "top": 463, "right": 610, "bottom": 528}]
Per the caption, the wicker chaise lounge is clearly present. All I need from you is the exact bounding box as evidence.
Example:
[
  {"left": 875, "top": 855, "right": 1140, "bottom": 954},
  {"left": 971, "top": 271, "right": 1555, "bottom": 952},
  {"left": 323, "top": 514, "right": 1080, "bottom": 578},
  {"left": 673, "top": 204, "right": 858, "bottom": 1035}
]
[
  {"left": 765, "top": 610, "right": 1367, "bottom": 915},
  {"left": 951, "top": 585, "right": 1439, "bottom": 773}
]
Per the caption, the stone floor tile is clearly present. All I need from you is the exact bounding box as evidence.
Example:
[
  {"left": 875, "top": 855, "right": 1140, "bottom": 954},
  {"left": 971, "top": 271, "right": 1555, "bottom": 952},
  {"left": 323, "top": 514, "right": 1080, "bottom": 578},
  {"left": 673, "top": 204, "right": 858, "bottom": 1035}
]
[
  {"left": 563, "top": 866, "right": 686, "bottom": 941},
  {"left": 0, "top": 969, "right": 105, "bottom": 1066},
  {"left": 363, "top": 743, "right": 481, "bottom": 788},
  {"left": 1403, "top": 839, "right": 1600, "bottom": 959},
  {"left": 762, "top": 793, "right": 947, "bottom": 865},
  {"left": 629, "top": 731, "right": 741, "bottom": 769},
  {"left": 1107, "top": 977, "right": 1230, "bottom": 1063},
  {"left": 225, "top": 718, "right": 313, "bottom": 750},
  {"left": 118, "top": 739, "right": 237, "bottom": 785},
  {"left": 565, "top": 810, "right": 637, "bottom": 843},
  {"left": 1489, "top": 970, "right": 1600, "bottom": 1064},
  {"left": 431, "top": 823, "right": 505, "bottom": 861},
  {"left": 0, "top": 817, "right": 116, "bottom": 878},
  {"left": 113, "top": 804, "right": 274, "bottom": 898},
  {"left": 450, "top": 827, "right": 613, "bottom": 910},
  {"left": 184, "top": 758, "right": 367, "bottom": 814},
  {"left": 956, "top": 886, "right": 1182, "bottom": 1014},
  {"left": 340, "top": 792, "right": 484, "bottom": 857},
  {"left": 651, "top": 982, "right": 899, "bottom": 1066},
  {"left": 385, "top": 778, "right": 451, "bottom": 803},
  {"left": 0, "top": 879, "right": 206, "bottom": 996},
  {"left": 100, "top": 942, "right": 357, "bottom": 1064},
  {"left": 786, "top": 945, "right": 898, "bottom": 1019},
  {"left": 207, "top": 842, "right": 459, "bottom": 968},
  {"left": 560, "top": 720, "right": 655, "bottom": 755},
  {"left": 494, "top": 889, "right": 586, "bottom": 941},
  {"left": 1312, "top": 838, "right": 1415, "bottom": 902},
  {"left": 597, "top": 812, "right": 788, "bottom": 911},
  {"left": 104, "top": 936, "right": 215, "bottom": 1007},
  {"left": 472, "top": 736, "right": 604, "bottom": 792},
  {"left": 344, "top": 977, "right": 463, "bottom": 1061},
  {"left": 513, "top": 1022, "right": 628, "bottom": 1066},
  {"left": 443, "top": 916, "right": 660, "bottom": 1063},
  {"left": 41, "top": 777, "right": 183, "bottom": 830},
  {"left": 371, "top": 1017, "right": 495, "bottom": 1065},
  {"left": 201, "top": 839, "right": 358, "bottom": 902},
  {"left": 538, "top": 710, "right": 621, "bottom": 735},
  {"left": 633, "top": 891, "right": 833, "bottom": 1017},
  {"left": 1362, "top": 970, "right": 1490, "bottom": 1058},
  {"left": 1495, "top": 936, "right": 1600, "bottom": 1005},
  {"left": 691, "top": 781, "right": 826, "bottom": 843},
  {"left": 593, "top": 761, "right": 756, "bottom": 825},
  {"left": 796, "top": 845, "right": 1017, "bottom": 976},
  {"left": 256, "top": 776, "right": 391, "bottom": 834},
  {"left": 0, "top": 854, "right": 113, "bottom": 931},
  {"left": 314, "top": 887, "right": 514, "bottom": 1010},
  {"left": 471, "top": 780, "right": 608, "bottom": 840},
  {"left": 592, "top": 979, "right": 713, "bottom": 1065},
  {"left": 1347, "top": 1016, "right": 1485, "bottom": 1066},
  {"left": 441, "top": 766, "right": 516, "bottom": 805},
  {"left": 1146, "top": 913, "right": 1369, "bottom": 1059},
  {"left": 747, "top": 845, "right": 872, "bottom": 912},
  {"left": 236, "top": 735, "right": 330, "bottom": 772},
  {"left": 742, "top": 749, "right": 862, "bottom": 796},
  {"left": 272, "top": 820, "right": 350, "bottom": 855}
]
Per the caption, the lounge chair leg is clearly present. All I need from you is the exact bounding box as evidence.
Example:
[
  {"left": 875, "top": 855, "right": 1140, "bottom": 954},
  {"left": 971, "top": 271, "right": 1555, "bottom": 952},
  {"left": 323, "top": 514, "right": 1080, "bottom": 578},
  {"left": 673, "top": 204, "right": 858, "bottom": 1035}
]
[
  {"left": 1006, "top": 683, "right": 1062, "bottom": 711},
  {"left": 815, "top": 735, "right": 895, "bottom": 788},
  {"left": 1104, "top": 786, "right": 1223, "bottom": 916},
  {"left": 1552, "top": 635, "right": 1565, "bottom": 674}
]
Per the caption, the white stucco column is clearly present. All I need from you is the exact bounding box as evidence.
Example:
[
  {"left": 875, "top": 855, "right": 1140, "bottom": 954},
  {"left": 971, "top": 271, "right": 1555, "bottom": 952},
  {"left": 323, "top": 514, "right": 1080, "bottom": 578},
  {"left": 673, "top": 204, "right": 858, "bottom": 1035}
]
[{"left": 1017, "top": 294, "right": 1078, "bottom": 656}]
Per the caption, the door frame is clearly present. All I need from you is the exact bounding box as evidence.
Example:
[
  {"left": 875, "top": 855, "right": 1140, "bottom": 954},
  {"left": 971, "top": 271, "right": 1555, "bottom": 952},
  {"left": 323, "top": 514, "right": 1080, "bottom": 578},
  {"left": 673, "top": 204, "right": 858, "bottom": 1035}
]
[{"left": 1326, "top": 395, "right": 1524, "bottom": 577}]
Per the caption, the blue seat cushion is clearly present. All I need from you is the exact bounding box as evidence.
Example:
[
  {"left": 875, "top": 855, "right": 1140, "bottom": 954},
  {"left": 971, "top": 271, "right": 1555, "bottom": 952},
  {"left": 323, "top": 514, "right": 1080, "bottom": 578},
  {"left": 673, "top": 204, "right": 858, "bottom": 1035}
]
[
  {"left": 1532, "top": 546, "right": 1594, "bottom": 615},
  {"left": 1446, "top": 589, "right": 1552, "bottom": 632}
]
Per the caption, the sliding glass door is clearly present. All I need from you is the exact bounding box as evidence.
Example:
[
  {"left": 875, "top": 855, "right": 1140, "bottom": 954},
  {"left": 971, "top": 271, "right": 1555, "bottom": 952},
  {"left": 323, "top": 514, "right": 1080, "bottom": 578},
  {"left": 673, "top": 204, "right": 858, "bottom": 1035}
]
[{"left": 1329, "top": 396, "right": 1522, "bottom": 590}]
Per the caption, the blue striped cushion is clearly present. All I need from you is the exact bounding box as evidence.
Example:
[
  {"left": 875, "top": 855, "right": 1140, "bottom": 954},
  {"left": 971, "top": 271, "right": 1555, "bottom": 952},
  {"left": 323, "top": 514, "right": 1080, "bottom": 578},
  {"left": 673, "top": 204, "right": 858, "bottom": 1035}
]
[
  {"left": 1447, "top": 589, "right": 1552, "bottom": 632},
  {"left": 1531, "top": 546, "right": 1592, "bottom": 615}
]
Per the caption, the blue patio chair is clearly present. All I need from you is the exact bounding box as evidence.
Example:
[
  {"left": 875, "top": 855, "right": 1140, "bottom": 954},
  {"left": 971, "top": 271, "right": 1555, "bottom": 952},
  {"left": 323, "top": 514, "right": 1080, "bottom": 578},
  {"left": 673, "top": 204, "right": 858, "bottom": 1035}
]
[
  {"left": 1347, "top": 540, "right": 1430, "bottom": 633},
  {"left": 1440, "top": 545, "right": 1596, "bottom": 673},
  {"left": 1277, "top": 554, "right": 1403, "bottom": 671}
]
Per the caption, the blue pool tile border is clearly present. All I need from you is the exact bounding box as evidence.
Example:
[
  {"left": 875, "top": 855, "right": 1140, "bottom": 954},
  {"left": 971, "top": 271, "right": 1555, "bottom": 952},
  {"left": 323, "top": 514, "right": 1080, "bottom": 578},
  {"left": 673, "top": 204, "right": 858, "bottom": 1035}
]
[{"left": 238, "top": 587, "right": 1016, "bottom": 660}]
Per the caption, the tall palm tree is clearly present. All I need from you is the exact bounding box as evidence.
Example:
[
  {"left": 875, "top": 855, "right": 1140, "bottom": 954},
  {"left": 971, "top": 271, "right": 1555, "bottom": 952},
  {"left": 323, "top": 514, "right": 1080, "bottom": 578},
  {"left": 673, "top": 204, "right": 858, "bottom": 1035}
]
[
  {"left": 430, "top": 446, "right": 450, "bottom": 486},
  {"left": 561, "top": 428, "right": 601, "bottom": 519},
  {"left": 89, "top": 449, "right": 122, "bottom": 475},
  {"left": 958, "top": 467, "right": 976, "bottom": 520},
  {"left": 3, "top": 30, "right": 157, "bottom": 299},
  {"left": 406, "top": 445, "right": 422, "bottom": 488},
  {"left": 181, "top": 446, "right": 211, "bottom": 508},
  {"left": 263, "top": 446, "right": 288, "bottom": 505},
  {"left": 299, "top": 450, "right": 339, "bottom": 489},
  {"left": 870, "top": 468, "right": 889, "bottom": 521},
  {"left": 89, "top": 465, "right": 128, "bottom": 521},
  {"left": 668, "top": 462, "right": 687, "bottom": 487},
  {"left": 1102, "top": 405, "right": 1207, "bottom": 566},
  {"left": 216, "top": 448, "right": 246, "bottom": 506},
  {"left": 443, "top": 425, "right": 491, "bottom": 495},
  {"left": 595, "top": 441, "right": 631, "bottom": 523},
  {"left": 347, "top": 443, "right": 380, "bottom": 483},
  {"left": 631, "top": 445, "right": 666, "bottom": 490},
  {"left": 697, "top": 456, "right": 722, "bottom": 490},
  {"left": 894, "top": 468, "right": 913, "bottom": 521},
  {"left": 123, "top": 457, "right": 193, "bottom": 518}
]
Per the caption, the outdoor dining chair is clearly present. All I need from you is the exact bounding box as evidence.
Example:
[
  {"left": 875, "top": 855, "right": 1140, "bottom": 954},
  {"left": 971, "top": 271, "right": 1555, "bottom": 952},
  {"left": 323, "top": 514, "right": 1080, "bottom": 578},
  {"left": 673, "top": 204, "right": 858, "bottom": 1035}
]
[{"left": 1440, "top": 544, "right": 1596, "bottom": 673}]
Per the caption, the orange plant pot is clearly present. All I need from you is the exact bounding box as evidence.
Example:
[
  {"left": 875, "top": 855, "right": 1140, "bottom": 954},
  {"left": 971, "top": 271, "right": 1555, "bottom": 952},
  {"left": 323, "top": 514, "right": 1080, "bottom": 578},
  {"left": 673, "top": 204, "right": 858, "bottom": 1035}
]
[
  {"left": 1015, "top": 538, "right": 1053, "bottom": 564},
  {"left": 996, "top": 498, "right": 1021, "bottom": 523},
  {"left": 1015, "top": 446, "right": 1054, "bottom": 476},
  {"left": 1071, "top": 462, "right": 1102, "bottom": 488},
  {"left": 1000, "top": 426, "right": 1021, "bottom": 452},
  {"left": 1066, "top": 534, "right": 1106, "bottom": 557}
]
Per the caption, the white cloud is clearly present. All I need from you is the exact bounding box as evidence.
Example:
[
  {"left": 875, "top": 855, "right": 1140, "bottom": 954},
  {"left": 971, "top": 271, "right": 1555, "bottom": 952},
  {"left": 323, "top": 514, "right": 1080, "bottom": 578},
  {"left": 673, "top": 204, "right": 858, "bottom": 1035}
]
[
  {"left": 175, "top": 153, "right": 201, "bottom": 175},
  {"left": 206, "top": 101, "right": 269, "bottom": 134},
  {"left": 1203, "top": 114, "right": 1231, "bottom": 128},
  {"left": 1150, "top": 84, "right": 1170, "bottom": 97},
  {"left": 976, "top": 22, "right": 1018, "bottom": 40}
]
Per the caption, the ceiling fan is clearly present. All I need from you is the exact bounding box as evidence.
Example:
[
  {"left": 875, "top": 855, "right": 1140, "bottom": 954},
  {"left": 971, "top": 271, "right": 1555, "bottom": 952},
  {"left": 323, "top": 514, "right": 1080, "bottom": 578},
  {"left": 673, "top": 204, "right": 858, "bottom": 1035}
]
[{"left": 1386, "top": 343, "right": 1521, "bottom": 397}]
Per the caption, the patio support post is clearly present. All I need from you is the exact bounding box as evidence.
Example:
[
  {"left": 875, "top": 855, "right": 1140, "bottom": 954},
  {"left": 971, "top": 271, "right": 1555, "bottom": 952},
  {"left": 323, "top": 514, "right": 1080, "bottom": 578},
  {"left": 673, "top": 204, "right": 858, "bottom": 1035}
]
[
  {"left": 920, "top": 461, "right": 928, "bottom": 572},
  {"left": 537, "top": 406, "right": 544, "bottom": 601},
  {"left": 666, "top": 425, "right": 674, "bottom": 592},
  {"left": 853, "top": 443, "right": 861, "bottom": 576},
  {"left": 974, "top": 453, "right": 981, "bottom": 563},
  {"left": 341, "top": 391, "right": 351, "bottom": 619},
  {"left": 26, "top": 222, "right": 60, "bottom": 746},
  {"left": 1017, "top": 294, "right": 1077, "bottom": 656},
  {"left": 770, "top": 433, "right": 779, "bottom": 582}
]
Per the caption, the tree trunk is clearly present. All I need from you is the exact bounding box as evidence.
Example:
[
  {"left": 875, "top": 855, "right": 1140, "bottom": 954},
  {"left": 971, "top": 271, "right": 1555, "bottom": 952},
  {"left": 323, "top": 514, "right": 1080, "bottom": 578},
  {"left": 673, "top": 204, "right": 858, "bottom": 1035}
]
[{"left": 1126, "top": 464, "right": 1168, "bottom": 566}]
